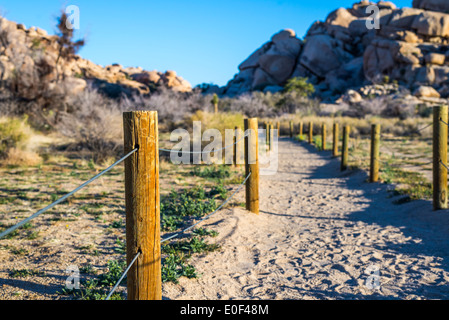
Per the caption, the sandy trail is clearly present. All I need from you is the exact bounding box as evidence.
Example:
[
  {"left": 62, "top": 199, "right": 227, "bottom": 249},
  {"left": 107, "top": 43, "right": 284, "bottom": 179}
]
[{"left": 163, "top": 137, "right": 449, "bottom": 300}]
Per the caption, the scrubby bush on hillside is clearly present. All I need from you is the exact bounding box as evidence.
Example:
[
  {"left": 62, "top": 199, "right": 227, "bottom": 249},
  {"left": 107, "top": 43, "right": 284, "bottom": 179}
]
[
  {"left": 0, "top": 116, "right": 41, "bottom": 166},
  {"left": 56, "top": 87, "right": 123, "bottom": 163},
  {"left": 0, "top": 116, "right": 31, "bottom": 157}
]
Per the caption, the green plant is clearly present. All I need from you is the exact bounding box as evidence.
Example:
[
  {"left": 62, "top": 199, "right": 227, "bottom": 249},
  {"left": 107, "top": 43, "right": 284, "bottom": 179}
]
[
  {"left": 208, "top": 183, "right": 228, "bottom": 199},
  {"left": 162, "top": 253, "right": 198, "bottom": 283},
  {"left": 161, "top": 187, "right": 217, "bottom": 231},
  {"left": 9, "top": 269, "right": 44, "bottom": 278},
  {"left": 211, "top": 93, "right": 219, "bottom": 113},
  {"left": 191, "top": 165, "right": 231, "bottom": 180},
  {"left": 114, "top": 238, "right": 126, "bottom": 254},
  {"left": 162, "top": 236, "right": 220, "bottom": 256},
  {"left": 193, "top": 228, "right": 219, "bottom": 238},
  {"left": 58, "top": 260, "right": 126, "bottom": 300},
  {"left": 0, "top": 117, "right": 31, "bottom": 158},
  {"left": 284, "top": 77, "right": 315, "bottom": 97}
]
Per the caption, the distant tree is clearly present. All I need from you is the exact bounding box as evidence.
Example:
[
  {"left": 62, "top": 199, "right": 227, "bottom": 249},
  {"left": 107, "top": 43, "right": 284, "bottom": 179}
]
[
  {"left": 211, "top": 93, "right": 219, "bottom": 114},
  {"left": 276, "top": 77, "right": 317, "bottom": 113},
  {"left": 284, "top": 77, "right": 315, "bottom": 97},
  {"left": 55, "top": 10, "right": 85, "bottom": 81},
  {"left": 195, "top": 82, "right": 216, "bottom": 93}
]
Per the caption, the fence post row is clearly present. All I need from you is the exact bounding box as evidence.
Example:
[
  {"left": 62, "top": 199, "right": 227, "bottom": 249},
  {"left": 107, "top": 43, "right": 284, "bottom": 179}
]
[
  {"left": 123, "top": 111, "right": 161, "bottom": 300},
  {"left": 321, "top": 123, "right": 326, "bottom": 151},
  {"left": 333, "top": 123, "right": 339, "bottom": 157},
  {"left": 268, "top": 123, "right": 273, "bottom": 152},
  {"left": 433, "top": 106, "right": 448, "bottom": 210},
  {"left": 244, "top": 118, "right": 260, "bottom": 214},
  {"left": 341, "top": 125, "right": 349, "bottom": 171},
  {"left": 370, "top": 124, "right": 380, "bottom": 183},
  {"left": 309, "top": 122, "right": 313, "bottom": 144}
]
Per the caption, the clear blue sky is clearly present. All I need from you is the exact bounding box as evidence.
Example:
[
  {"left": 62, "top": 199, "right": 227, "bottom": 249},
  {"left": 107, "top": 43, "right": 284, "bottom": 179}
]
[{"left": 0, "top": 0, "right": 412, "bottom": 87}]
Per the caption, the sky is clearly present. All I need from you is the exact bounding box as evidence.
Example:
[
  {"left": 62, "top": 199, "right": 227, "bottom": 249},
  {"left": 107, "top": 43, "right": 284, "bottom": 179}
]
[{"left": 0, "top": 0, "right": 412, "bottom": 87}]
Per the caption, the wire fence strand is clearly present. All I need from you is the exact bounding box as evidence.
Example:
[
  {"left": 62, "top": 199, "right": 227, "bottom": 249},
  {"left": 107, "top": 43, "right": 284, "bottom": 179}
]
[
  {"left": 105, "top": 251, "right": 141, "bottom": 300},
  {"left": 0, "top": 148, "right": 138, "bottom": 240},
  {"left": 159, "top": 133, "right": 248, "bottom": 154}
]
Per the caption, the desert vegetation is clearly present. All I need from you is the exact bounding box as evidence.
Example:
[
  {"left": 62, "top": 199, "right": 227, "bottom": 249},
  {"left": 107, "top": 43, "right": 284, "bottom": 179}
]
[{"left": 2, "top": 0, "right": 449, "bottom": 301}]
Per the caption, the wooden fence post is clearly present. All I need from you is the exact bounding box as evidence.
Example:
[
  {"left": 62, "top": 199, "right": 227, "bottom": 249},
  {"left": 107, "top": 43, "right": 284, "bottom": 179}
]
[
  {"left": 341, "top": 125, "right": 349, "bottom": 171},
  {"left": 290, "top": 121, "right": 294, "bottom": 138},
  {"left": 333, "top": 123, "right": 339, "bottom": 157},
  {"left": 123, "top": 111, "right": 161, "bottom": 300},
  {"left": 370, "top": 124, "right": 381, "bottom": 183},
  {"left": 433, "top": 105, "right": 448, "bottom": 210},
  {"left": 299, "top": 121, "right": 303, "bottom": 137},
  {"left": 268, "top": 123, "right": 272, "bottom": 152},
  {"left": 266, "top": 122, "right": 270, "bottom": 148},
  {"left": 309, "top": 122, "right": 314, "bottom": 144},
  {"left": 244, "top": 118, "right": 259, "bottom": 214},
  {"left": 321, "top": 123, "right": 327, "bottom": 151}
]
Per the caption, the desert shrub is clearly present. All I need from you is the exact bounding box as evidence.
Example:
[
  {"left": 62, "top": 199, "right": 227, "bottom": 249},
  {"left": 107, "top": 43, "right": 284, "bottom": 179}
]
[
  {"left": 0, "top": 117, "right": 30, "bottom": 156},
  {"left": 189, "top": 110, "right": 244, "bottom": 136},
  {"left": 284, "top": 77, "right": 315, "bottom": 97},
  {"left": 222, "top": 92, "right": 276, "bottom": 117},
  {"left": 56, "top": 87, "right": 123, "bottom": 163},
  {"left": 2, "top": 148, "right": 42, "bottom": 167},
  {"left": 120, "top": 88, "right": 210, "bottom": 126}
]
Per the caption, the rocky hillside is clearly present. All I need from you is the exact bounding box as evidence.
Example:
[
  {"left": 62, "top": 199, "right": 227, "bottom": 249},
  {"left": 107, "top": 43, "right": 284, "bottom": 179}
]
[
  {"left": 219, "top": 0, "right": 449, "bottom": 103},
  {"left": 0, "top": 16, "right": 191, "bottom": 104}
]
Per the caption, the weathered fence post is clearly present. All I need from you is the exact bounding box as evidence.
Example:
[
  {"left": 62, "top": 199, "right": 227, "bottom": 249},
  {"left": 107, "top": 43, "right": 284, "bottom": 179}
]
[
  {"left": 370, "top": 124, "right": 381, "bottom": 183},
  {"left": 290, "top": 121, "right": 294, "bottom": 138},
  {"left": 341, "top": 125, "right": 349, "bottom": 171},
  {"left": 265, "top": 122, "right": 270, "bottom": 150},
  {"left": 123, "top": 111, "right": 161, "bottom": 300},
  {"left": 309, "top": 122, "right": 314, "bottom": 144},
  {"left": 244, "top": 118, "right": 259, "bottom": 214},
  {"left": 321, "top": 123, "right": 327, "bottom": 151},
  {"left": 433, "top": 105, "right": 448, "bottom": 210},
  {"left": 299, "top": 121, "right": 303, "bottom": 137},
  {"left": 276, "top": 121, "right": 280, "bottom": 136},
  {"left": 268, "top": 123, "right": 273, "bottom": 152},
  {"left": 234, "top": 126, "right": 242, "bottom": 167},
  {"left": 333, "top": 123, "right": 339, "bottom": 157}
]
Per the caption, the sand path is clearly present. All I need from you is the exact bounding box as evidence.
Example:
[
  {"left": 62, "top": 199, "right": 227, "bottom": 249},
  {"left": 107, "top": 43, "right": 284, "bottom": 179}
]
[{"left": 163, "top": 137, "right": 449, "bottom": 300}]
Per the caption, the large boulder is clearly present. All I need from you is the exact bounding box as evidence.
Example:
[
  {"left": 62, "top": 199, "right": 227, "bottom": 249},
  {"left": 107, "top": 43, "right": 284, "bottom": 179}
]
[
  {"left": 413, "top": 0, "right": 449, "bottom": 13},
  {"left": 411, "top": 11, "right": 449, "bottom": 37},
  {"left": 413, "top": 85, "right": 441, "bottom": 98},
  {"left": 300, "top": 34, "right": 352, "bottom": 78},
  {"left": 258, "top": 54, "right": 296, "bottom": 84},
  {"left": 0, "top": 15, "right": 192, "bottom": 102},
  {"left": 223, "top": 1, "right": 449, "bottom": 101},
  {"left": 388, "top": 8, "right": 423, "bottom": 29}
]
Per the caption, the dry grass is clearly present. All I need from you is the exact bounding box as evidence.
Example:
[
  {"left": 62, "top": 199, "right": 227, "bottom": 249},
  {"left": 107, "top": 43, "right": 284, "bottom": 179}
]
[
  {"left": 265, "top": 114, "right": 433, "bottom": 139},
  {"left": 1, "top": 148, "right": 42, "bottom": 167}
]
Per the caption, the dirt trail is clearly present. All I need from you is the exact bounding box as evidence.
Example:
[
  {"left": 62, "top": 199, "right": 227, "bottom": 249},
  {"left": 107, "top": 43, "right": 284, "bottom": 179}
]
[{"left": 163, "top": 137, "right": 449, "bottom": 300}]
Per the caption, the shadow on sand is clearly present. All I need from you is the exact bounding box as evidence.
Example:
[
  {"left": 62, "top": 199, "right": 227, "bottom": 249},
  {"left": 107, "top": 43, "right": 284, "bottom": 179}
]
[{"left": 288, "top": 136, "right": 449, "bottom": 299}]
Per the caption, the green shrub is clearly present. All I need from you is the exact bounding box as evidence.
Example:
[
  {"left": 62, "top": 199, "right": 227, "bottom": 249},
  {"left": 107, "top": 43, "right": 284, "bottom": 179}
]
[
  {"left": 191, "top": 165, "right": 231, "bottom": 180},
  {"left": 161, "top": 188, "right": 217, "bottom": 231},
  {"left": 0, "top": 117, "right": 31, "bottom": 158}
]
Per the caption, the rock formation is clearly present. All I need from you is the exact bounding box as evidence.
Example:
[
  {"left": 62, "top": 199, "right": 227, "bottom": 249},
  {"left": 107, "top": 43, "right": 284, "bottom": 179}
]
[
  {"left": 220, "top": 0, "right": 449, "bottom": 102},
  {"left": 0, "top": 16, "right": 191, "bottom": 104}
]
